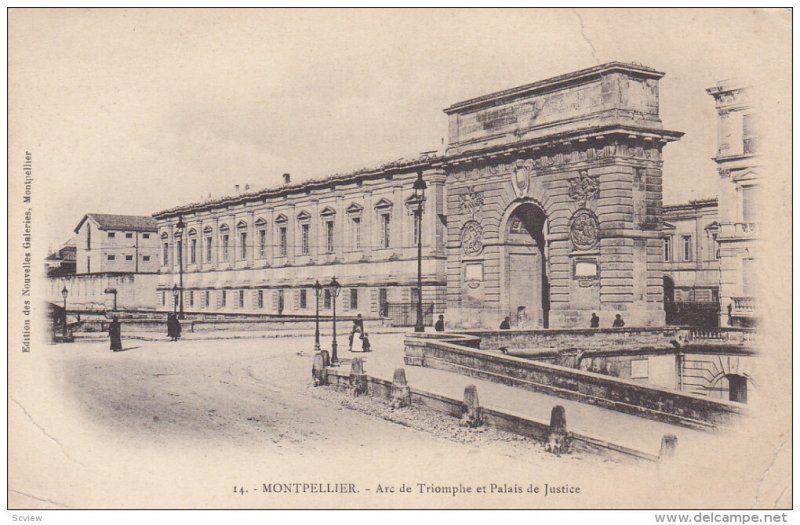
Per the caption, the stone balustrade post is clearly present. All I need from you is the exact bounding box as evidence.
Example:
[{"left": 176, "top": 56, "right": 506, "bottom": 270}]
[
  {"left": 349, "top": 357, "right": 367, "bottom": 396},
  {"left": 459, "top": 384, "right": 483, "bottom": 428},
  {"left": 659, "top": 434, "right": 678, "bottom": 460},
  {"left": 545, "top": 405, "right": 571, "bottom": 455},
  {"left": 312, "top": 352, "right": 326, "bottom": 387},
  {"left": 390, "top": 367, "right": 411, "bottom": 408}
]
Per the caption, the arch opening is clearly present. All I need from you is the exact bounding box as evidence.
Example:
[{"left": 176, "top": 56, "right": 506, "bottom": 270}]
[{"left": 502, "top": 202, "right": 549, "bottom": 328}]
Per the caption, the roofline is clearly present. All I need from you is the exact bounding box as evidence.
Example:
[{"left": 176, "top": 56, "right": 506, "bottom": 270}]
[
  {"left": 444, "top": 62, "right": 665, "bottom": 115},
  {"left": 74, "top": 213, "right": 158, "bottom": 234},
  {"left": 663, "top": 197, "right": 719, "bottom": 213},
  {"left": 153, "top": 156, "right": 442, "bottom": 220}
]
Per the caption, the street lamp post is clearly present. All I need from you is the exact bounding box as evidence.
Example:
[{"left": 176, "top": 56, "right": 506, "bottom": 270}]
[
  {"left": 61, "top": 286, "right": 69, "bottom": 339},
  {"left": 175, "top": 216, "right": 186, "bottom": 319},
  {"left": 172, "top": 283, "right": 179, "bottom": 315},
  {"left": 412, "top": 171, "right": 427, "bottom": 333},
  {"left": 329, "top": 276, "right": 341, "bottom": 366},
  {"left": 313, "top": 280, "right": 322, "bottom": 353}
]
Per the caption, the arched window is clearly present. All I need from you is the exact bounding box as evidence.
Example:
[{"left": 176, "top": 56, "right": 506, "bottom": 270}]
[
  {"left": 255, "top": 218, "right": 267, "bottom": 258},
  {"left": 219, "top": 224, "right": 230, "bottom": 262},
  {"left": 160, "top": 232, "right": 169, "bottom": 265},
  {"left": 237, "top": 220, "right": 248, "bottom": 261}
]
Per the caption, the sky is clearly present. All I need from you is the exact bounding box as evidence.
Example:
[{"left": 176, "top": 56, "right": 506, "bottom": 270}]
[{"left": 9, "top": 8, "right": 790, "bottom": 250}]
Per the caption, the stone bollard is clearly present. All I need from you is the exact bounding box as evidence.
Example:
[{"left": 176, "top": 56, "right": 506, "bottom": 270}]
[
  {"left": 349, "top": 357, "right": 368, "bottom": 396},
  {"left": 659, "top": 434, "right": 678, "bottom": 460},
  {"left": 321, "top": 350, "right": 330, "bottom": 368},
  {"left": 312, "top": 353, "right": 327, "bottom": 387},
  {"left": 545, "top": 405, "right": 571, "bottom": 455},
  {"left": 390, "top": 368, "right": 412, "bottom": 408},
  {"left": 459, "top": 384, "right": 484, "bottom": 428}
]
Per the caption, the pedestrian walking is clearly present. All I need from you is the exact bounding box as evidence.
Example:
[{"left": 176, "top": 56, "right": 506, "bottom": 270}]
[
  {"left": 612, "top": 314, "right": 625, "bottom": 328},
  {"left": 348, "top": 313, "right": 365, "bottom": 351},
  {"left": 361, "top": 332, "right": 371, "bottom": 353},
  {"left": 590, "top": 313, "right": 600, "bottom": 328},
  {"left": 109, "top": 316, "right": 122, "bottom": 352},
  {"left": 167, "top": 313, "right": 182, "bottom": 341},
  {"left": 434, "top": 314, "right": 445, "bottom": 332}
]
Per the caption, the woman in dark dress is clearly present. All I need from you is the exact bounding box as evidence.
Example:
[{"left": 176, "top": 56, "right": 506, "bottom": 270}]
[{"left": 109, "top": 317, "right": 122, "bottom": 352}]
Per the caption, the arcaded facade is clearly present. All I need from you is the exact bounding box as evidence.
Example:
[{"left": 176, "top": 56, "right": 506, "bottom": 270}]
[{"left": 154, "top": 62, "right": 684, "bottom": 329}]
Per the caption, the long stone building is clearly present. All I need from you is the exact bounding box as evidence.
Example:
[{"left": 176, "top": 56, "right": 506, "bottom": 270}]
[{"left": 154, "top": 62, "right": 684, "bottom": 329}]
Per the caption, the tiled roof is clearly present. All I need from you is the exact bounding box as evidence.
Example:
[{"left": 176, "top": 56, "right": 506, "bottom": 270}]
[
  {"left": 75, "top": 213, "right": 159, "bottom": 233},
  {"left": 153, "top": 151, "right": 441, "bottom": 219}
]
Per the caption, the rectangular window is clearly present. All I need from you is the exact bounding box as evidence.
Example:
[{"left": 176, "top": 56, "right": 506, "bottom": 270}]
[
  {"left": 107, "top": 255, "right": 115, "bottom": 261},
  {"left": 190, "top": 239, "right": 197, "bottom": 264},
  {"left": 743, "top": 113, "right": 755, "bottom": 153},
  {"left": 300, "top": 289, "right": 307, "bottom": 309},
  {"left": 324, "top": 289, "right": 331, "bottom": 309},
  {"left": 221, "top": 290, "right": 227, "bottom": 307},
  {"left": 278, "top": 290, "right": 285, "bottom": 313},
  {"left": 663, "top": 237, "right": 671, "bottom": 262},
  {"left": 412, "top": 212, "right": 420, "bottom": 246},
  {"left": 682, "top": 235, "right": 692, "bottom": 262},
  {"left": 258, "top": 230, "right": 266, "bottom": 257},
  {"left": 161, "top": 291, "right": 166, "bottom": 306},
  {"left": 238, "top": 290, "right": 245, "bottom": 308},
  {"left": 279, "top": 227, "right": 288, "bottom": 256},
  {"left": 143, "top": 233, "right": 150, "bottom": 239},
  {"left": 222, "top": 234, "right": 230, "bottom": 261},
  {"left": 325, "top": 221, "right": 334, "bottom": 253},
  {"left": 125, "top": 255, "right": 133, "bottom": 261},
  {"left": 206, "top": 237, "right": 213, "bottom": 262},
  {"left": 352, "top": 217, "right": 361, "bottom": 250},
  {"left": 188, "top": 291, "right": 194, "bottom": 307},
  {"left": 125, "top": 232, "right": 133, "bottom": 239},
  {"left": 87, "top": 224, "right": 91, "bottom": 249},
  {"left": 711, "top": 233, "right": 720, "bottom": 260},
  {"left": 240, "top": 232, "right": 247, "bottom": 260},
  {"left": 204, "top": 290, "right": 210, "bottom": 307},
  {"left": 380, "top": 214, "right": 391, "bottom": 248},
  {"left": 742, "top": 259, "right": 756, "bottom": 295},
  {"left": 741, "top": 186, "right": 759, "bottom": 222},
  {"left": 108, "top": 232, "right": 115, "bottom": 238},
  {"left": 143, "top": 255, "right": 150, "bottom": 262},
  {"left": 378, "top": 288, "right": 388, "bottom": 317},
  {"left": 301, "top": 224, "right": 310, "bottom": 255},
  {"left": 258, "top": 290, "right": 264, "bottom": 309},
  {"left": 411, "top": 287, "right": 420, "bottom": 305},
  {"left": 350, "top": 288, "right": 358, "bottom": 310}
]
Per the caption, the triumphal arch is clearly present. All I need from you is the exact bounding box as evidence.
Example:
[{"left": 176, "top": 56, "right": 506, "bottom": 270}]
[{"left": 442, "top": 62, "right": 683, "bottom": 329}]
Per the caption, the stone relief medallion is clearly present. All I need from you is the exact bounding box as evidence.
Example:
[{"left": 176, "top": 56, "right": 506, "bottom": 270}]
[
  {"left": 568, "top": 170, "right": 599, "bottom": 203},
  {"left": 570, "top": 209, "right": 599, "bottom": 250},
  {"left": 460, "top": 221, "right": 484, "bottom": 256}
]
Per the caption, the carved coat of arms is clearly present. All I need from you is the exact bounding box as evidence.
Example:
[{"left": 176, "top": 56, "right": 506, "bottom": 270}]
[
  {"left": 568, "top": 170, "right": 599, "bottom": 204},
  {"left": 458, "top": 187, "right": 484, "bottom": 217},
  {"left": 570, "top": 209, "right": 599, "bottom": 251},
  {"left": 460, "top": 221, "right": 484, "bottom": 256},
  {"left": 512, "top": 159, "right": 534, "bottom": 197}
]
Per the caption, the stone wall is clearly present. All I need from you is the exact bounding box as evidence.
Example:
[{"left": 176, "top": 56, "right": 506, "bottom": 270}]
[
  {"left": 47, "top": 273, "right": 159, "bottom": 311},
  {"left": 459, "top": 326, "right": 688, "bottom": 353},
  {"left": 404, "top": 334, "right": 742, "bottom": 429}
]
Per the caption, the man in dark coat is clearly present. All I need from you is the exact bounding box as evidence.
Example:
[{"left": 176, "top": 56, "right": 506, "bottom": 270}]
[
  {"left": 348, "top": 314, "right": 365, "bottom": 351},
  {"left": 499, "top": 316, "right": 511, "bottom": 330},
  {"left": 590, "top": 313, "right": 600, "bottom": 328},
  {"left": 434, "top": 314, "right": 445, "bottom": 332},
  {"left": 361, "top": 332, "right": 371, "bottom": 353},
  {"left": 612, "top": 314, "right": 625, "bottom": 328},
  {"left": 109, "top": 317, "right": 122, "bottom": 352}
]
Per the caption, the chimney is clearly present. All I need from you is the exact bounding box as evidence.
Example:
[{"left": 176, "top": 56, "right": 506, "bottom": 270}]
[
  {"left": 283, "top": 173, "right": 291, "bottom": 185},
  {"left": 235, "top": 184, "right": 240, "bottom": 193}
]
